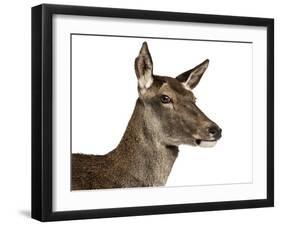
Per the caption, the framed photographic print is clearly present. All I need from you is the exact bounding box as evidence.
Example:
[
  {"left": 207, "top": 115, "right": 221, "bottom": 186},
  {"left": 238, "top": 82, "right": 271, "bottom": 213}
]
[{"left": 31, "top": 4, "right": 274, "bottom": 221}]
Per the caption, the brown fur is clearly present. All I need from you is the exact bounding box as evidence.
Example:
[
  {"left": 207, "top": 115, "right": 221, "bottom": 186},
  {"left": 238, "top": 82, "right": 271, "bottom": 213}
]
[
  {"left": 72, "top": 99, "right": 179, "bottom": 190},
  {"left": 72, "top": 42, "right": 221, "bottom": 190}
]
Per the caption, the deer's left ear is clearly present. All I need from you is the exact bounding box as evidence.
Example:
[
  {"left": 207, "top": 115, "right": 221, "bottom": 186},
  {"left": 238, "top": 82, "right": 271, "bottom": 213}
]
[
  {"left": 176, "top": 59, "right": 209, "bottom": 90},
  {"left": 135, "top": 42, "right": 154, "bottom": 92}
]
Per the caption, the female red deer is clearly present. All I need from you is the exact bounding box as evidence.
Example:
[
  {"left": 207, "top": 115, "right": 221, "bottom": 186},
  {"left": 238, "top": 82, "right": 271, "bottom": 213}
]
[{"left": 72, "top": 42, "right": 222, "bottom": 190}]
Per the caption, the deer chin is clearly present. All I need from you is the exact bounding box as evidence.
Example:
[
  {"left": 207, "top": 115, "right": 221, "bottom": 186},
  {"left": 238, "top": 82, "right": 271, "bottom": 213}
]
[{"left": 195, "top": 139, "right": 217, "bottom": 148}]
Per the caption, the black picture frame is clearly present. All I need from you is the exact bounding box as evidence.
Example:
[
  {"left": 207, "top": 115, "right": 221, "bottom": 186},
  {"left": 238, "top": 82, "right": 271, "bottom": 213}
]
[{"left": 32, "top": 3, "right": 274, "bottom": 222}]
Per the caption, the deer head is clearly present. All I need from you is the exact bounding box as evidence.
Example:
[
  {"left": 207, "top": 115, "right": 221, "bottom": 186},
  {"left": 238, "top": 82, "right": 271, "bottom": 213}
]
[{"left": 135, "top": 42, "right": 222, "bottom": 148}]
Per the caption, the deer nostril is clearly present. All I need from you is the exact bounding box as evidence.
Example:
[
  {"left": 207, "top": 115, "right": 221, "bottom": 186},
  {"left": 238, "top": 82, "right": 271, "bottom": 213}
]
[{"left": 208, "top": 126, "right": 220, "bottom": 137}]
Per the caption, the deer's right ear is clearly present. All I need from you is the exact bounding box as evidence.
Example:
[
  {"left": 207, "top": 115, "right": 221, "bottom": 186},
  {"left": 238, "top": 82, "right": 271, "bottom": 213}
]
[
  {"left": 135, "top": 42, "right": 154, "bottom": 93},
  {"left": 176, "top": 59, "right": 209, "bottom": 90}
]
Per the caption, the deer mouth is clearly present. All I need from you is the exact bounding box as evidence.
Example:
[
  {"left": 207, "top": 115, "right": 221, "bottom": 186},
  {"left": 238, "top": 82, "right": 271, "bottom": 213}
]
[{"left": 195, "top": 139, "right": 217, "bottom": 148}]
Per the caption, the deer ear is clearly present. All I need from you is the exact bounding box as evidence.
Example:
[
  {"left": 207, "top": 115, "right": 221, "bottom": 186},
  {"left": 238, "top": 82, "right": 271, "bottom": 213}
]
[
  {"left": 176, "top": 59, "right": 209, "bottom": 90},
  {"left": 135, "top": 42, "right": 154, "bottom": 92}
]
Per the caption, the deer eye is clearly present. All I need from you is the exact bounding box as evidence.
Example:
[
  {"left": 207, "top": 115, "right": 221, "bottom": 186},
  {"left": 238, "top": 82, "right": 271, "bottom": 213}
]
[{"left": 160, "top": 95, "right": 172, "bottom": 104}]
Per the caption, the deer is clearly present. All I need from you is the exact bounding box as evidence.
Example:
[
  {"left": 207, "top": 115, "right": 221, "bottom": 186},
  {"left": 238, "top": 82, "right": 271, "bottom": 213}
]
[{"left": 72, "top": 42, "right": 222, "bottom": 190}]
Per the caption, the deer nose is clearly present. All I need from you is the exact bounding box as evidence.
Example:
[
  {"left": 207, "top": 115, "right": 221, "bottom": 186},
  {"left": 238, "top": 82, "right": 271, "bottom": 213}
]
[{"left": 208, "top": 126, "right": 222, "bottom": 139}]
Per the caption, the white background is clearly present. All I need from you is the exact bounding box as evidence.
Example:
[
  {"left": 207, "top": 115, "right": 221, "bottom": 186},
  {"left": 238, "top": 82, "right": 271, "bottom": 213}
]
[
  {"left": 72, "top": 35, "right": 253, "bottom": 187},
  {"left": 0, "top": 0, "right": 279, "bottom": 225},
  {"left": 53, "top": 15, "right": 267, "bottom": 211}
]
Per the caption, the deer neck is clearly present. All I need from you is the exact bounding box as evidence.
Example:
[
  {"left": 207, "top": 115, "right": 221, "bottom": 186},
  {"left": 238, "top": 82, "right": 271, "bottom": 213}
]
[{"left": 113, "top": 99, "right": 179, "bottom": 186}]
